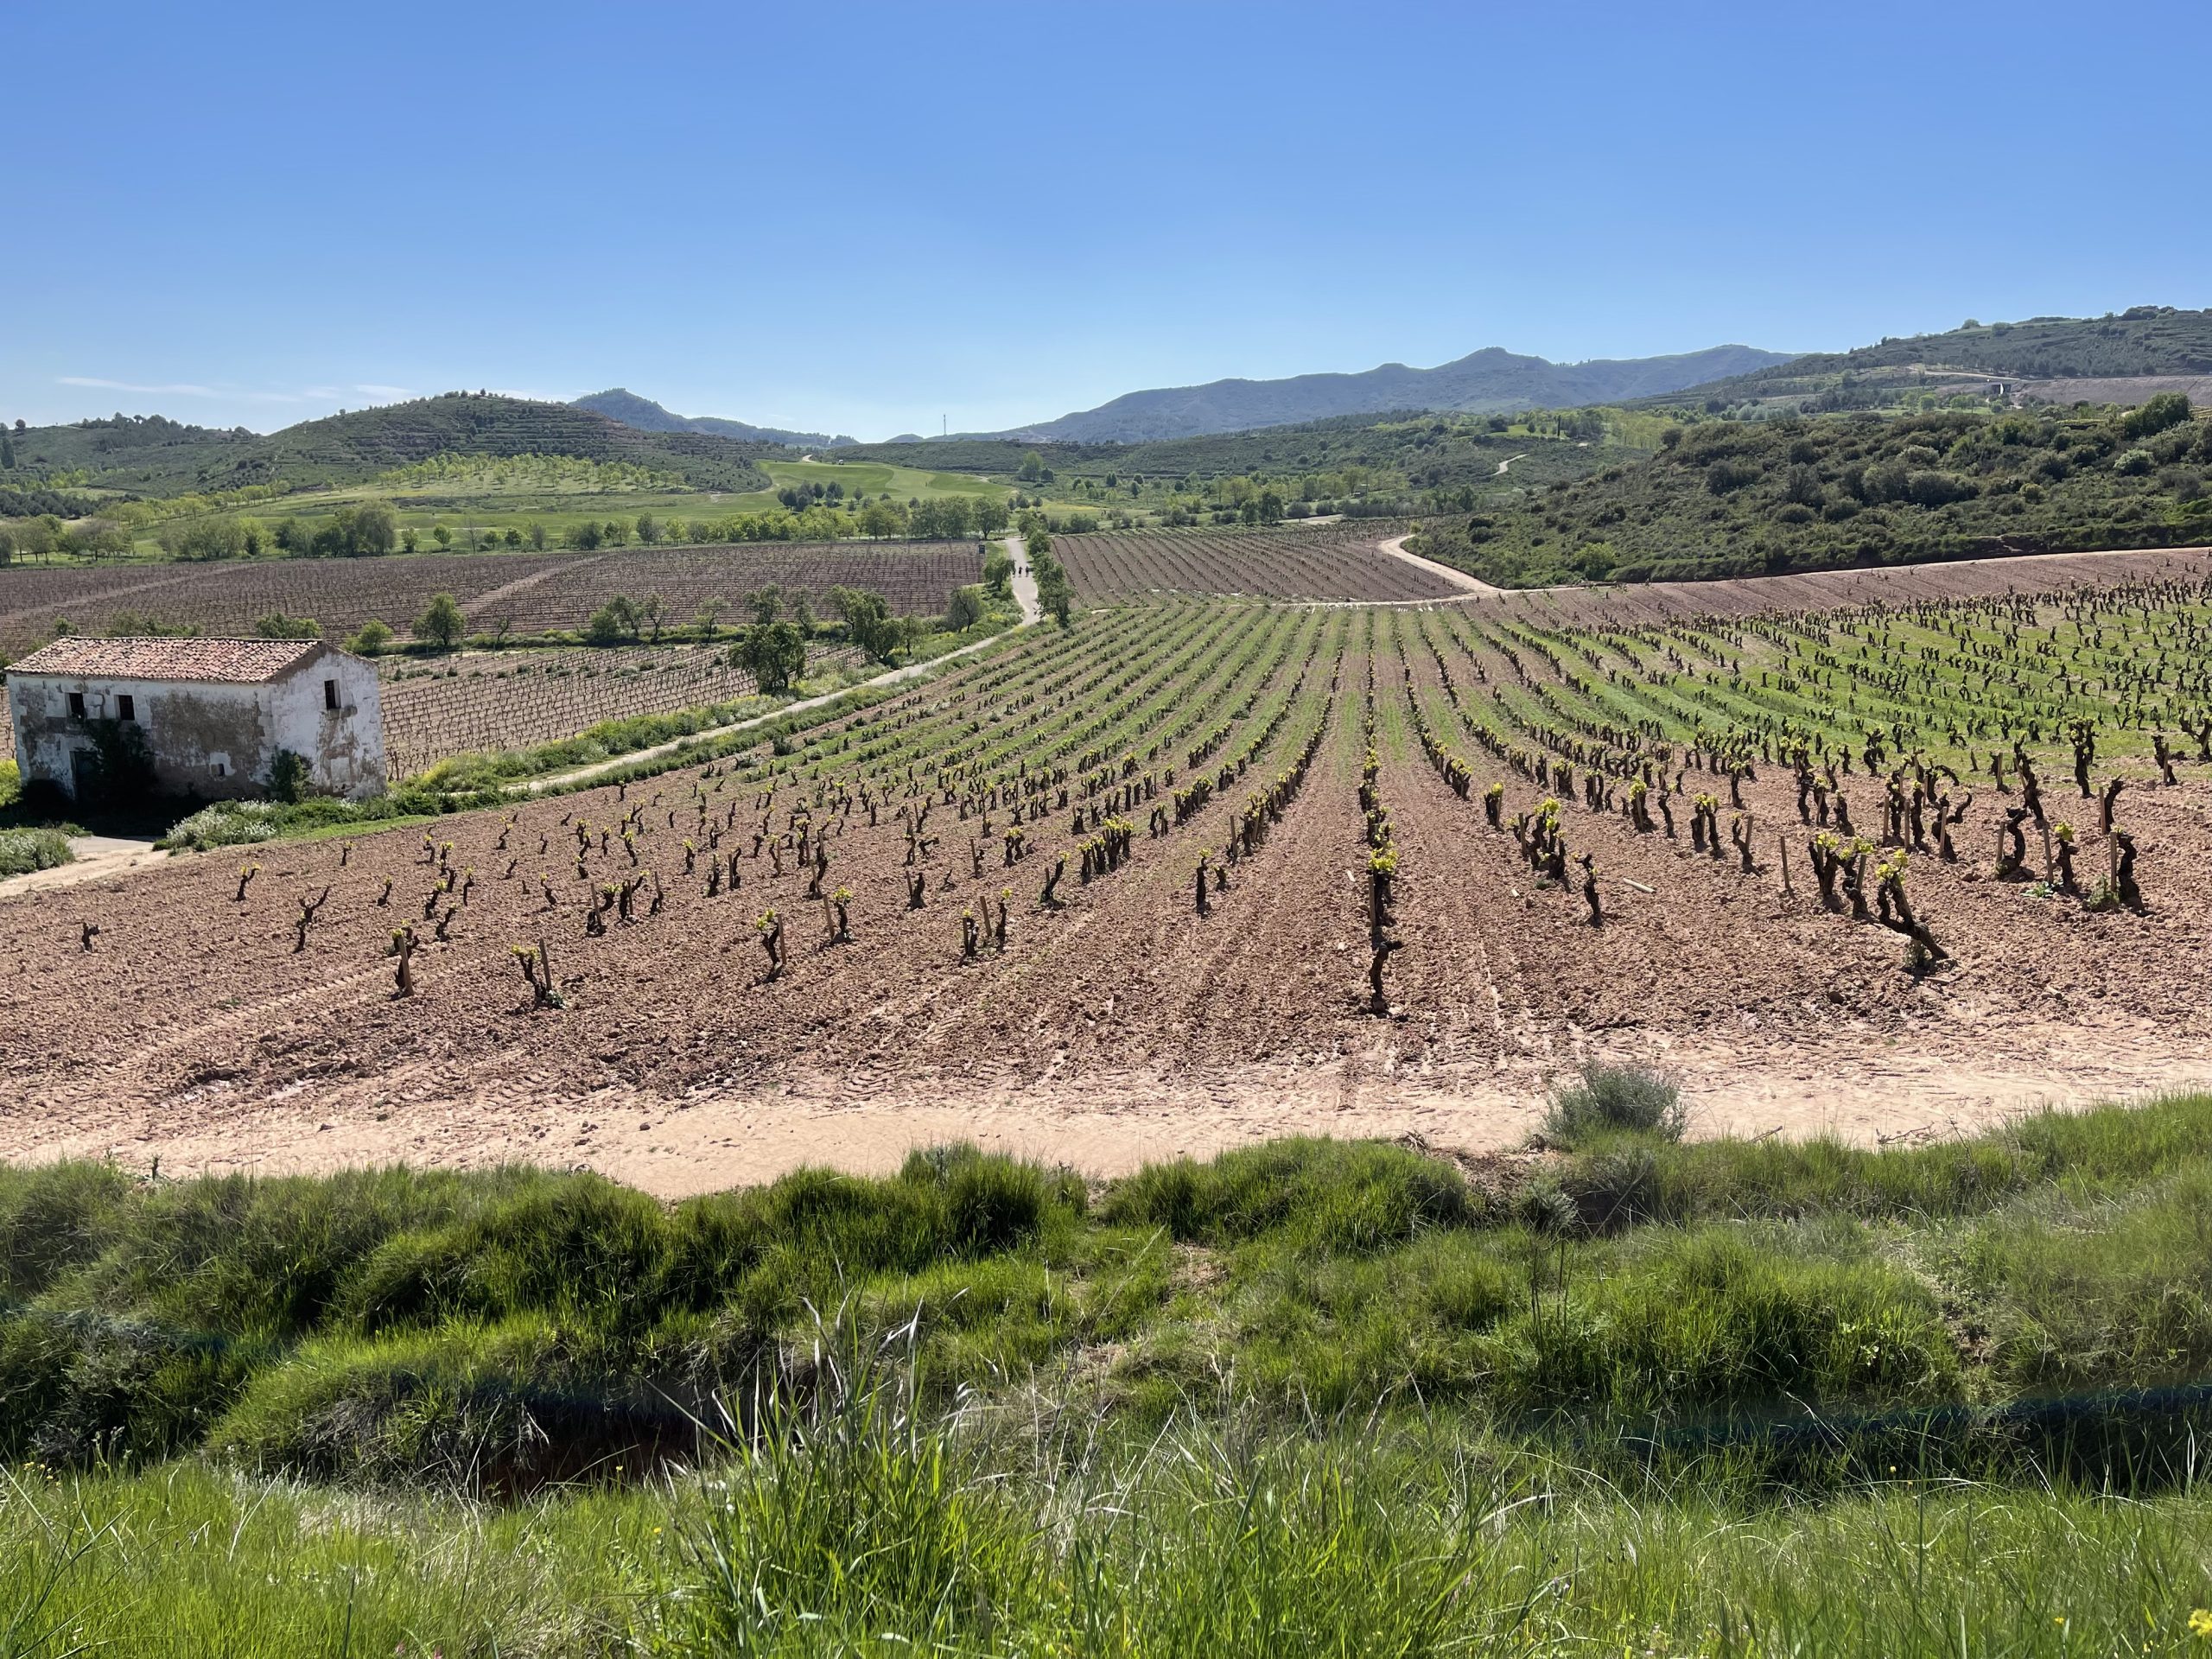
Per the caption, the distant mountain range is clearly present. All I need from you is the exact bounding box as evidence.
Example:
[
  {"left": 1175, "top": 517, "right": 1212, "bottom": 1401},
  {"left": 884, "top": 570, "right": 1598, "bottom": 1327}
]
[
  {"left": 571, "top": 389, "right": 856, "bottom": 450},
  {"left": 953, "top": 344, "right": 1800, "bottom": 444}
]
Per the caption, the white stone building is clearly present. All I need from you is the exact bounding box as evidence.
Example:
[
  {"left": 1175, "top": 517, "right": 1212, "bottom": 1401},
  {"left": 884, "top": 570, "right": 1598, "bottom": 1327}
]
[{"left": 5, "top": 637, "right": 385, "bottom": 802}]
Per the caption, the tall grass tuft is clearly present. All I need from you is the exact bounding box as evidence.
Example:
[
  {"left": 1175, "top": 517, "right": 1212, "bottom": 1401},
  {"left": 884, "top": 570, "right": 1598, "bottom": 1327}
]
[{"left": 1543, "top": 1059, "right": 1685, "bottom": 1148}]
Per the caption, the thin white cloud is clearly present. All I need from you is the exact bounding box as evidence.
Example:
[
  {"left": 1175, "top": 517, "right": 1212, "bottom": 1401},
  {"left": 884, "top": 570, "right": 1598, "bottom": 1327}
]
[
  {"left": 59, "top": 375, "right": 220, "bottom": 397},
  {"left": 56, "top": 376, "right": 420, "bottom": 410}
]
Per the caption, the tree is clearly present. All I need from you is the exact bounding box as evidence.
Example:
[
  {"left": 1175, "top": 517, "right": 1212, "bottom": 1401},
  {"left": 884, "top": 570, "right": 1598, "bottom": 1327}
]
[
  {"left": 568, "top": 519, "right": 603, "bottom": 550},
  {"left": 972, "top": 495, "right": 1011, "bottom": 537},
  {"left": 584, "top": 594, "right": 641, "bottom": 645},
  {"left": 731, "top": 619, "right": 808, "bottom": 693},
  {"left": 350, "top": 502, "right": 397, "bottom": 556},
  {"left": 1018, "top": 450, "right": 1046, "bottom": 483},
  {"left": 944, "top": 583, "right": 987, "bottom": 631},
  {"left": 636, "top": 512, "right": 661, "bottom": 545},
  {"left": 982, "top": 547, "right": 1014, "bottom": 594},
  {"left": 1028, "top": 537, "right": 1074, "bottom": 628},
  {"left": 414, "top": 592, "right": 467, "bottom": 650},
  {"left": 858, "top": 501, "right": 904, "bottom": 539},
  {"left": 828, "top": 584, "right": 900, "bottom": 662},
  {"left": 528, "top": 521, "right": 547, "bottom": 550},
  {"left": 431, "top": 524, "right": 452, "bottom": 550},
  {"left": 2123, "top": 392, "right": 2191, "bottom": 441},
  {"left": 159, "top": 517, "right": 250, "bottom": 561},
  {"left": 695, "top": 597, "right": 725, "bottom": 640},
  {"left": 347, "top": 620, "right": 394, "bottom": 655},
  {"left": 255, "top": 611, "right": 322, "bottom": 639},
  {"left": 65, "top": 518, "right": 131, "bottom": 558},
  {"left": 1, "top": 436, "right": 14, "bottom": 468}
]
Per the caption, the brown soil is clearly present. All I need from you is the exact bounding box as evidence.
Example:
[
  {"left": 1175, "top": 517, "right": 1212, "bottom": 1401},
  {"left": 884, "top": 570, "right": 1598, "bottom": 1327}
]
[
  {"left": 7, "top": 547, "right": 2211, "bottom": 1197},
  {"left": 3, "top": 672, "right": 2206, "bottom": 1193}
]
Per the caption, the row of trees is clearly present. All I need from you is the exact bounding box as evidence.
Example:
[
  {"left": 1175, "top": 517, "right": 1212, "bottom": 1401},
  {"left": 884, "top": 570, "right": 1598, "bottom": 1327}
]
[{"left": 0, "top": 513, "right": 129, "bottom": 563}]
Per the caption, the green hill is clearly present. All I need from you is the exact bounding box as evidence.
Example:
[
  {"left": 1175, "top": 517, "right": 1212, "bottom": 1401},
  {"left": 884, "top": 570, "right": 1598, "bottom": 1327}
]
[
  {"left": 1411, "top": 398, "right": 2211, "bottom": 586},
  {"left": 1658, "top": 308, "right": 2212, "bottom": 414},
  {"left": 845, "top": 410, "right": 1638, "bottom": 494},
  {"left": 3, "top": 394, "right": 772, "bottom": 502}
]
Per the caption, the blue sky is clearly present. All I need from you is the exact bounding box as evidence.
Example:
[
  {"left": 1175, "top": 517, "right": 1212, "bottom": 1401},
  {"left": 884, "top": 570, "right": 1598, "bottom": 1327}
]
[{"left": 6, "top": 1, "right": 2206, "bottom": 440}]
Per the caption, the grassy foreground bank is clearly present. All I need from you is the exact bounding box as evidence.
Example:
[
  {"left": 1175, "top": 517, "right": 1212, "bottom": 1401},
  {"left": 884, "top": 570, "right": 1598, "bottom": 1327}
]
[{"left": 7, "top": 1095, "right": 2212, "bottom": 1650}]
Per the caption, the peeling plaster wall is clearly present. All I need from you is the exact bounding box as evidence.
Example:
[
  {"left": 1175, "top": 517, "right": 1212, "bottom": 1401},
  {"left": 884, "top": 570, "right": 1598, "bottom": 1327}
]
[
  {"left": 267, "top": 648, "right": 385, "bottom": 797},
  {"left": 5, "top": 645, "right": 386, "bottom": 802}
]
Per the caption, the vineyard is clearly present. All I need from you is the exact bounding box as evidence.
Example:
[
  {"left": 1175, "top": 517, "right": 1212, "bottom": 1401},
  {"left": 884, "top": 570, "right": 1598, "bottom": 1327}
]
[
  {"left": 1055, "top": 521, "right": 1451, "bottom": 601},
  {"left": 7, "top": 549, "right": 2212, "bottom": 1185},
  {"left": 0, "top": 540, "right": 984, "bottom": 658},
  {"left": 377, "top": 641, "right": 867, "bottom": 777}
]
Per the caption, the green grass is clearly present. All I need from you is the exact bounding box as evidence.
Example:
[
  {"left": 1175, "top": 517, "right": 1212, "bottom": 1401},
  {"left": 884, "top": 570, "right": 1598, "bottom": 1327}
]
[
  {"left": 9, "top": 1398, "right": 2212, "bottom": 1654},
  {"left": 14, "top": 1102, "right": 2212, "bottom": 1486},
  {"left": 10, "top": 1104, "right": 2212, "bottom": 1648}
]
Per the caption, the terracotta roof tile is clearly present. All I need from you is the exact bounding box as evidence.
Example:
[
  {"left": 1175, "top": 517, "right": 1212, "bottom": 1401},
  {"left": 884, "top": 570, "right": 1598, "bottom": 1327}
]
[{"left": 4, "top": 637, "right": 326, "bottom": 684}]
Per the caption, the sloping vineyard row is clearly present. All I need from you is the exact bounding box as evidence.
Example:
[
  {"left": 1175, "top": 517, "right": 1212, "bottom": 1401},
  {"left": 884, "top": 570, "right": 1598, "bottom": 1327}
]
[
  {"left": 0, "top": 541, "right": 984, "bottom": 658},
  {"left": 1055, "top": 522, "right": 1447, "bottom": 603},
  {"left": 376, "top": 641, "right": 869, "bottom": 778}
]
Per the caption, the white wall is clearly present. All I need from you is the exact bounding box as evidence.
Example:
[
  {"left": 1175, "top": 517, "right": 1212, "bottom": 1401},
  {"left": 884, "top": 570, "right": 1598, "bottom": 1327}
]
[
  {"left": 266, "top": 647, "right": 385, "bottom": 798},
  {"left": 5, "top": 644, "right": 386, "bottom": 802}
]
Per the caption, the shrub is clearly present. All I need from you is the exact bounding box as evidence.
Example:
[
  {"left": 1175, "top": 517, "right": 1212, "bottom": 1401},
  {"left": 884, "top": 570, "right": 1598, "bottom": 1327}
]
[
  {"left": 0, "top": 825, "right": 73, "bottom": 877},
  {"left": 346, "top": 619, "right": 394, "bottom": 656},
  {"left": 1542, "top": 1061, "right": 1686, "bottom": 1148},
  {"left": 264, "top": 748, "right": 311, "bottom": 804},
  {"left": 2122, "top": 391, "right": 2191, "bottom": 440}
]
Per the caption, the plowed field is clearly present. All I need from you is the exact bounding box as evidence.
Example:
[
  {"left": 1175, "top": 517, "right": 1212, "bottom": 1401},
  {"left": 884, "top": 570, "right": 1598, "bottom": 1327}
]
[
  {"left": 8, "top": 551, "right": 2212, "bottom": 1193},
  {"left": 0, "top": 541, "right": 982, "bottom": 657},
  {"left": 1057, "top": 522, "right": 1448, "bottom": 602}
]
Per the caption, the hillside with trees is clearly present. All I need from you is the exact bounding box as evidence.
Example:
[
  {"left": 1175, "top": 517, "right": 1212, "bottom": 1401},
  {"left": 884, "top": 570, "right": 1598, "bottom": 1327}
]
[
  {"left": 0, "top": 395, "right": 772, "bottom": 501},
  {"left": 1660, "top": 308, "right": 2212, "bottom": 415},
  {"left": 849, "top": 410, "right": 1640, "bottom": 496},
  {"left": 1411, "top": 396, "right": 2211, "bottom": 585}
]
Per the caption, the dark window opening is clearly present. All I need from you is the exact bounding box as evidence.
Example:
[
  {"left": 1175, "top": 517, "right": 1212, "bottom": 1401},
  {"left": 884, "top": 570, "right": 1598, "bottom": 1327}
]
[
  {"left": 117, "top": 694, "right": 135, "bottom": 721},
  {"left": 67, "top": 691, "right": 86, "bottom": 720},
  {"left": 324, "top": 678, "right": 340, "bottom": 711}
]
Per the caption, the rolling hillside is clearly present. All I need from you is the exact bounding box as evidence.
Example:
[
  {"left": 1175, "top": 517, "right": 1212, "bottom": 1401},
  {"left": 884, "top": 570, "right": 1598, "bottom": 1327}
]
[
  {"left": 1662, "top": 307, "right": 2212, "bottom": 412},
  {"left": 845, "top": 411, "right": 1639, "bottom": 499},
  {"left": 3, "top": 395, "right": 774, "bottom": 500},
  {"left": 573, "top": 388, "right": 857, "bottom": 449},
  {"left": 1411, "top": 399, "right": 2212, "bottom": 586},
  {"left": 976, "top": 343, "right": 1795, "bottom": 442}
]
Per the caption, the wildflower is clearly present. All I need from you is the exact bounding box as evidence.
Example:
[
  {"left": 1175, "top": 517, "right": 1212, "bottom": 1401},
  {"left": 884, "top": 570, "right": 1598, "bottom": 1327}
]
[{"left": 2190, "top": 1607, "right": 2212, "bottom": 1638}]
